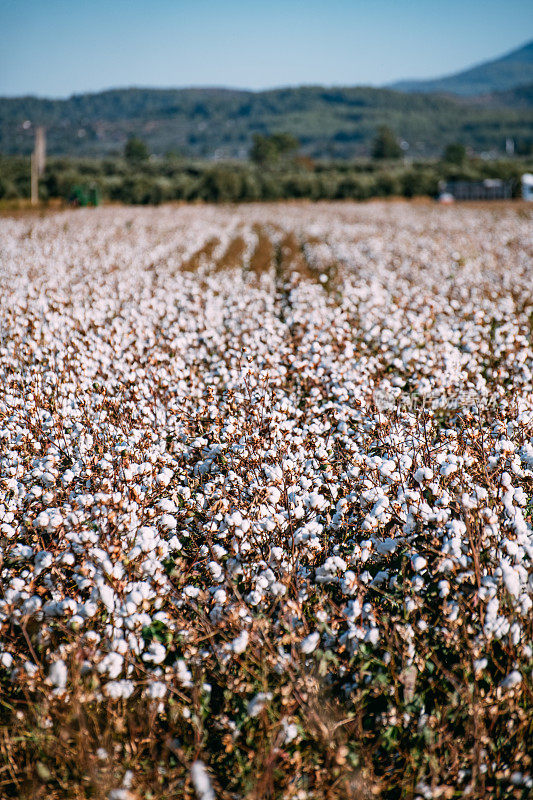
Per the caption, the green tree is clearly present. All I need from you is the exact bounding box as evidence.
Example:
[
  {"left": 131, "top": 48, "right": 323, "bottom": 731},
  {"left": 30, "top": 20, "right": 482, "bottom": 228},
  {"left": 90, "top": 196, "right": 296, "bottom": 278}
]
[
  {"left": 250, "top": 133, "right": 299, "bottom": 166},
  {"left": 372, "top": 126, "right": 402, "bottom": 160},
  {"left": 269, "top": 132, "right": 299, "bottom": 157},
  {"left": 443, "top": 142, "right": 467, "bottom": 165},
  {"left": 124, "top": 136, "right": 149, "bottom": 163},
  {"left": 250, "top": 134, "right": 276, "bottom": 165}
]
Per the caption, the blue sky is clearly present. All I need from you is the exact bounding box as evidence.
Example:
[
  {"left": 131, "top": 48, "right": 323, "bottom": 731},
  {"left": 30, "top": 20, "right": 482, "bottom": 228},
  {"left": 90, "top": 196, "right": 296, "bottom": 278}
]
[{"left": 0, "top": 0, "right": 531, "bottom": 97}]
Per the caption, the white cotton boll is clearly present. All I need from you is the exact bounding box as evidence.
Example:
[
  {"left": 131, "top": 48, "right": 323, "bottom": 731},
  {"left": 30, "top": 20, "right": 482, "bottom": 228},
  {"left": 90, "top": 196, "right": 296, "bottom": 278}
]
[
  {"left": 379, "top": 459, "right": 396, "bottom": 477},
  {"left": 81, "top": 601, "right": 98, "bottom": 618},
  {"left": 156, "top": 468, "right": 173, "bottom": 487},
  {"left": 281, "top": 717, "right": 298, "bottom": 744},
  {"left": 160, "top": 514, "right": 177, "bottom": 530},
  {"left": 520, "top": 595, "right": 532, "bottom": 616},
  {"left": 473, "top": 658, "right": 488, "bottom": 675},
  {"left": 212, "top": 588, "right": 227, "bottom": 605},
  {"left": 365, "top": 628, "right": 380, "bottom": 646},
  {"left": 143, "top": 642, "right": 166, "bottom": 665},
  {"left": 411, "top": 555, "right": 427, "bottom": 572},
  {"left": 513, "top": 488, "right": 527, "bottom": 506},
  {"left": 300, "top": 631, "right": 320, "bottom": 654},
  {"left": 190, "top": 760, "right": 215, "bottom": 800},
  {"left": 344, "top": 599, "right": 362, "bottom": 622},
  {"left": 35, "top": 511, "right": 50, "bottom": 528},
  {"left": 306, "top": 492, "right": 326, "bottom": 510},
  {"left": 438, "top": 580, "right": 450, "bottom": 598},
  {"left": 175, "top": 659, "right": 193, "bottom": 687},
  {"left": 504, "top": 539, "right": 519, "bottom": 557},
  {"left": 99, "top": 584, "right": 116, "bottom": 612},
  {"left": 103, "top": 680, "right": 135, "bottom": 699},
  {"left": 440, "top": 462, "right": 457, "bottom": 477},
  {"left": 208, "top": 561, "right": 222, "bottom": 580},
  {"left": 413, "top": 467, "right": 433, "bottom": 484},
  {"left": 341, "top": 570, "right": 357, "bottom": 595},
  {"left": 0, "top": 652, "right": 14, "bottom": 668},
  {"left": 168, "top": 535, "right": 182, "bottom": 551},
  {"left": 246, "top": 692, "right": 272, "bottom": 717},
  {"left": 34, "top": 550, "right": 53, "bottom": 576},
  {"left": 62, "top": 469, "right": 75, "bottom": 485},
  {"left": 501, "top": 472, "right": 512, "bottom": 487},
  {"left": 230, "top": 630, "right": 249, "bottom": 654},
  {"left": 246, "top": 589, "right": 262, "bottom": 606},
  {"left": 500, "top": 670, "right": 522, "bottom": 690},
  {"left": 146, "top": 681, "right": 167, "bottom": 699},
  {"left": 510, "top": 622, "right": 521, "bottom": 645},
  {"left": 267, "top": 486, "right": 281, "bottom": 505},
  {"left": 293, "top": 505, "right": 305, "bottom": 519},
  {"left": 108, "top": 789, "right": 132, "bottom": 800},
  {"left": 228, "top": 510, "right": 243, "bottom": 527},
  {"left": 21, "top": 596, "right": 42, "bottom": 615},
  {"left": 97, "top": 652, "right": 124, "bottom": 679},
  {"left": 501, "top": 563, "right": 521, "bottom": 598},
  {"left": 270, "top": 581, "right": 286, "bottom": 597},
  {"left": 48, "top": 660, "right": 67, "bottom": 690}
]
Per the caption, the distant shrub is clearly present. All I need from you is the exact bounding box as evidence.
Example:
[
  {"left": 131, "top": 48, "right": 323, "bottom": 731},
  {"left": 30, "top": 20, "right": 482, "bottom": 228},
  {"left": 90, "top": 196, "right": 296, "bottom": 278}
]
[
  {"left": 199, "top": 167, "right": 243, "bottom": 202},
  {"left": 372, "top": 126, "right": 402, "bottom": 160},
  {"left": 0, "top": 177, "right": 19, "bottom": 200},
  {"left": 124, "top": 136, "right": 150, "bottom": 163},
  {"left": 443, "top": 142, "right": 467, "bottom": 165}
]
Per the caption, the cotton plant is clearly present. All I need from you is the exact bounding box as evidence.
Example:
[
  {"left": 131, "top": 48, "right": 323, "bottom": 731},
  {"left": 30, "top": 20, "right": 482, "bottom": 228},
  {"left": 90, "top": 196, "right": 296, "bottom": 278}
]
[{"left": 0, "top": 202, "right": 531, "bottom": 797}]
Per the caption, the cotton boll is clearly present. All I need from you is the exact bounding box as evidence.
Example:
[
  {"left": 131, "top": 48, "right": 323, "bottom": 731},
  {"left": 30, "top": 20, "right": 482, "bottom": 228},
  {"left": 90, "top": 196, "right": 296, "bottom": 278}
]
[
  {"left": 413, "top": 467, "right": 433, "bottom": 484},
  {"left": 48, "top": 660, "right": 67, "bottom": 690},
  {"left": 364, "top": 627, "right": 380, "bottom": 646},
  {"left": 281, "top": 717, "right": 298, "bottom": 744},
  {"left": 97, "top": 652, "right": 124, "bottom": 679},
  {"left": 190, "top": 760, "right": 215, "bottom": 800},
  {"left": 230, "top": 630, "right": 249, "bottom": 654},
  {"left": 142, "top": 642, "right": 166, "bottom": 665},
  {"left": 501, "top": 563, "right": 521, "bottom": 598},
  {"left": 500, "top": 670, "right": 522, "bottom": 690},
  {"left": 300, "top": 631, "right": 320, "bottom": 654},
  {"left": 99, "top": 584, "right": 116, "bottom": 613},
  {"left": 174, "top": 659, "right": 193, "bottom": 687},
  {"left": 0, "top": 652, "right": 14, "bottom": 669},
  {"left": 208, "top": 561, "right": 223, "bottom": 581},
  {"left": 246, "top": 692, "right": 272, "bottom": 717},
  {"left": 34, "top": 551, "right": 53, "bottom": 576},
  {"left": 411, "top": 555, "right": 427, "bottom": 572},
  {"left": 103, "top": 680, "right": 135, "bottom": 699},
  {"left": 146, "top": 681, "right": 167, "bottom": 699},
  {"left": 266, "top": 486, "right": 281, "bottom": 505},
  {"left": 159, "top": 514, "right": 177, "bottom": 531},
  {"left": 473, "top": 658, "right": 488, "bottom": 675}
]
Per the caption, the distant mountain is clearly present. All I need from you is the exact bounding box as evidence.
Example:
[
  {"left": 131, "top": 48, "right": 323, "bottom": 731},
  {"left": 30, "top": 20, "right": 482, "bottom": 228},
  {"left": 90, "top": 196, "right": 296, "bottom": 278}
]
[
  {"left": 390, "top": 40, "right": 533, "bottom": 96},
  {"left": 0, "top": 83, "right": 532, "bottom": 160}
]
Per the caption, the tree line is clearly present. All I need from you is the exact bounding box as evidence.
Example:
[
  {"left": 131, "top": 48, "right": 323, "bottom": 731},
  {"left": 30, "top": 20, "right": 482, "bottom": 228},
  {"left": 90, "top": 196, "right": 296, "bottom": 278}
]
[{"left": 0, "top": 130, "right": 531, "bottom": 205}]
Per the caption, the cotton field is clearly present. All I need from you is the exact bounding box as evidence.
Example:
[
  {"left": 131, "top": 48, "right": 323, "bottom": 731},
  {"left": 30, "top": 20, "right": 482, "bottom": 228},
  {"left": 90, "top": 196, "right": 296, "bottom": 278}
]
[{"left": 0, "top": 201, "right": 532, "bottom": 799}]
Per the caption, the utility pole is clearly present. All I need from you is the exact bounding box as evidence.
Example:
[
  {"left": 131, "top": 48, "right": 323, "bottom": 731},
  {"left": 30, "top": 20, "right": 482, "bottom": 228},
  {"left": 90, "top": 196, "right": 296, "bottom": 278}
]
[{"left": 30, "top": 126, "right": 46, "bottom": 205}]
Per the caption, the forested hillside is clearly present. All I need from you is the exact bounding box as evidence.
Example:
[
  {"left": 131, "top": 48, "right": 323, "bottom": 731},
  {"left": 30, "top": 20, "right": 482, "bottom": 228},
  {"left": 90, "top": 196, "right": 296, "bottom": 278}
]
[{"left": 1, "top": 84, "right": 531, "bottom": 159}]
